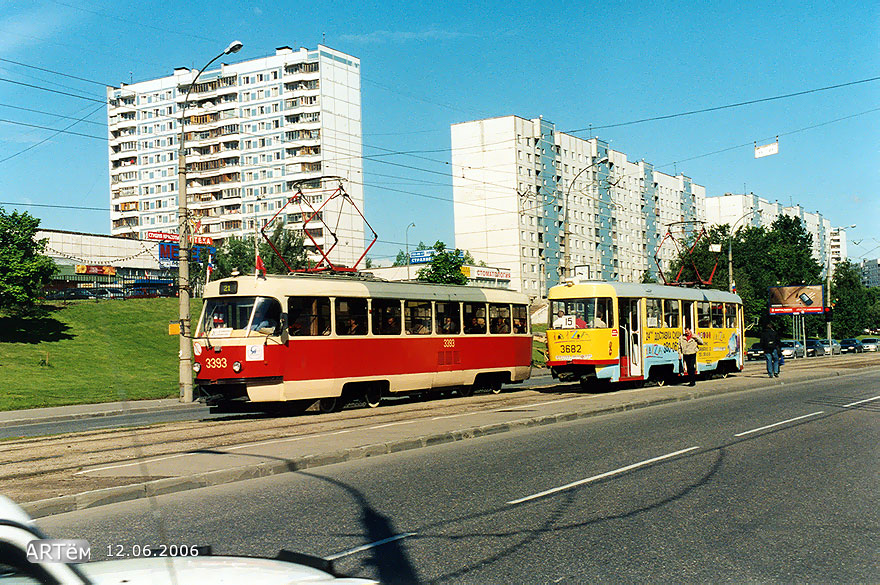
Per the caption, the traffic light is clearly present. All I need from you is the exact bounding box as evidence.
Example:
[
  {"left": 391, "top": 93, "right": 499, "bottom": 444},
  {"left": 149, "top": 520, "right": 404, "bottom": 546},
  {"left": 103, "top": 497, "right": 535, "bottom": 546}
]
[{"left": 824, "top": 306, "right": 833, "bottom": 322}]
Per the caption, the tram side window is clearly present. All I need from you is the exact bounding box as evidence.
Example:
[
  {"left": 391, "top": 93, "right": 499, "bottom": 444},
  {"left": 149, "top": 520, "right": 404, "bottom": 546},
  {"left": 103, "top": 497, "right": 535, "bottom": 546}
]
[
  {"left": 664, "top": 299, "right": 679, "bottom": 328},
  {"left": 288, "top": 296, "right": 331, "bottom": 336},
  {"left": 697, "top": 301, "right": 711, "bottom": 329},
  {"left": 646, "top": 299, "right": 663, "bottom": 328},
  {"left": 512, "top": 304, "right": 529, "bottom": 334},
  {"left": 372, "top": 299, "right": 402, "bottom": 335},
  {"left": 711, "top": 303, "right": 724, "bottom": 329},
  {"left": 463, "top": 302, "right": 487, "bottom": 334},
  {"left": 435, "top": 301, "right": 461, "bottom": 334},
  {"left": 405, "top": 300, "right": 432, "bottom": 335},
  {"left": 249, "top": 297, "right": 283, "bottom": 335},
  {"left": 724, "top": 303, "right": 737, "bottom": 328},
  {"left": 489, "top": 303, "right": 511, "bottom": 334},
  {"left": 336, "top": 298, "right": 368, "bottom": 336}
]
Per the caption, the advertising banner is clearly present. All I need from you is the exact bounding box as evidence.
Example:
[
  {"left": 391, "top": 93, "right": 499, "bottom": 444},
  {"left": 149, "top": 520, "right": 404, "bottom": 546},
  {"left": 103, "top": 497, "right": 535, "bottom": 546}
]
[{"left": 768, "top": 285, "right": 824, "bottom": 314}]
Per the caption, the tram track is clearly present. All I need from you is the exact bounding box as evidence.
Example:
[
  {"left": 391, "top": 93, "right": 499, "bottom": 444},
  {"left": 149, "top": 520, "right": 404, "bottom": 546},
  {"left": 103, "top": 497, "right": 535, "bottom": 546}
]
[{"left": 0, "top": 388, "right": 581, "bottom": 487}]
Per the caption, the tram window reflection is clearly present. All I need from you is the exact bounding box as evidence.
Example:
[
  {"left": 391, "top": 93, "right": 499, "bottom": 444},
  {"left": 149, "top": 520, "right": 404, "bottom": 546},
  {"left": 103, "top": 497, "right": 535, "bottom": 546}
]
[
  {"left": 724, "top": 303, "right": 737, "bottom": 328},
  {"left": 664, "top": 299, "right": 679, "bottom": 328},
  {"left": 435, "top": 301, "right": 460, "bottom": 334},
  {"left": 336, "top": 298, "right": 368, "bottom": 336},
  {"left": 512, "top": 304, "right": 528, "bottom": 334},
  {"left": 287, "top": 296, "right": 331, "bottom": 336},
  {"left": 249, "top": 297, "right": 282, "bottom": 335},
  {"left": 489, "top": 303, "right": 511, "bottom": 334},
  {"left": 463, "top": 302, "right": 487, "bottom": 334},
  {"left": 372, "top": 299, "right": 402, "bottom": 335},
  {"left": 697, "top": 301, "right": 712, "bottom": 329},
  {"left": 405, "top": 300, "right": 432, "bottom": 335}
]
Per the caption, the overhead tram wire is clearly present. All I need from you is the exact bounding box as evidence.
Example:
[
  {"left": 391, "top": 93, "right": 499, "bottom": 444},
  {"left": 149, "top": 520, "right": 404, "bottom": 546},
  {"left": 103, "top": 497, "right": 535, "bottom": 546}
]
[
  {"left": 567, "top": 74, "right": 880, "bottom": 133},
  {"left": 0, "top": 103, "right": 106, "bottom": 164}
]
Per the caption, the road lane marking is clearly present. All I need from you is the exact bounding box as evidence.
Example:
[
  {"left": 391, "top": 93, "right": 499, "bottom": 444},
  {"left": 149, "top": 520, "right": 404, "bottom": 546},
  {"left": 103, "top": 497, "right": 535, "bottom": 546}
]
[
  {"left": 369, "top": 420, "right": 421, "bottom": 429},
  {"left": 842, "top": 395, "right": 880, "bottom": 408},
  {"left": 76, "top": 453, "right": 189, "bottom": 474},
  {"left": 324, "top": 533, "right": 416, "bottom": 560},
  {"left": 507, "top": 446, "right": 700, "bottom": 505},
  {"left": 733, "top": 411, "right": 824, "bottom": 437}
]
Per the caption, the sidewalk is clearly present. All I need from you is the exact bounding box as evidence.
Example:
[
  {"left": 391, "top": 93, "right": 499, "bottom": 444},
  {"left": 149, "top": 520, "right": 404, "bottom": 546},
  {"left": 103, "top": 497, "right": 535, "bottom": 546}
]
[{"left": 12, "top": 355, "right": 879, "bottom": 518}]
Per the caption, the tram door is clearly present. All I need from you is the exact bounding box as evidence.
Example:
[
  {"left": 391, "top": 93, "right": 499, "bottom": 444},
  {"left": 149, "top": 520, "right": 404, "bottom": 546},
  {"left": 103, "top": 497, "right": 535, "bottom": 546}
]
[
  {"left": 681, "top": 301, "right": 694, "bottom": 331},
  {"left": 618, "top": 298, "right": 642, "bottom": 378}
]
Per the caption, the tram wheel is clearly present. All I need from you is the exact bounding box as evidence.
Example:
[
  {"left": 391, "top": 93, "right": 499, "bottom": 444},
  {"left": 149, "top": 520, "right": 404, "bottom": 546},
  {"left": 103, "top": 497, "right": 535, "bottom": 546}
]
[
  {"left": 317, "top": 397, "right": 342, "bottom": 414},
  {"left": 364, "top": 386, "right": 382, "bottom": 408},
  {"left": 458, "top": 386, "right": 475, "bottom": 398}
]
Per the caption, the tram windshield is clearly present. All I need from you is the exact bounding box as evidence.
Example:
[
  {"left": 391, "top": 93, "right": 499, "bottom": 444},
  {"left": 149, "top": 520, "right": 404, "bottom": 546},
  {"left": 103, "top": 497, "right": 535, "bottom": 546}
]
[
  {"left": 551, "top": 297, "right": 612, "bottom": 329},
  {"left": 200, "top": 296, "right": 282, "bottom": 336}
]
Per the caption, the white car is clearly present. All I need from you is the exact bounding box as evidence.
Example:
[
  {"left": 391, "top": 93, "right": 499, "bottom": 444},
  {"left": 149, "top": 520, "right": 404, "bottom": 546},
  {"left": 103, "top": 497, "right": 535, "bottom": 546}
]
[
  {"left": 861, "top": 338, "right": 879, "bottom": 352},
  {"left": 0, "top": 496, "right": 376, "bottom": 584}
]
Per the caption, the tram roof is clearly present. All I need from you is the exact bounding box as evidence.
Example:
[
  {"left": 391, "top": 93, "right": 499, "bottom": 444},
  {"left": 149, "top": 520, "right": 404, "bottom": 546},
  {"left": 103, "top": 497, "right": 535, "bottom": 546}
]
[
  {"left": 548, "top": 280, "right": 742, "bottom": 304},
  {"left": 204, "top": 272, "right": 530, "bottom": 303}
]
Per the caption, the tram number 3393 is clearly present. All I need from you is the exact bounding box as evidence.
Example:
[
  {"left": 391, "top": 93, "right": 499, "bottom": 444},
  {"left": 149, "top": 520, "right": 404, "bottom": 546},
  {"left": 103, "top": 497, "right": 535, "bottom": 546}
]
[
  {"left": 204, "top": 357, "right": 227, "bottom": 369},
  {"left": 558, "top": 344, "right": 582, "bottom": 354}
]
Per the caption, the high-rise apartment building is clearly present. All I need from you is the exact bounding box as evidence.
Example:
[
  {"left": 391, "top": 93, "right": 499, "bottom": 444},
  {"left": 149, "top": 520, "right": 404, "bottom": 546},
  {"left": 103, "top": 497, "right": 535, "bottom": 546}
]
[
  {"left": 451, "top": 116, "right": 705, "bottom": 296},
  {"left": 704, "top": 193, "right": 842, "bottom": 274},
  {"left": 106, "top": 45, "right": 364, "bottom": 265}
]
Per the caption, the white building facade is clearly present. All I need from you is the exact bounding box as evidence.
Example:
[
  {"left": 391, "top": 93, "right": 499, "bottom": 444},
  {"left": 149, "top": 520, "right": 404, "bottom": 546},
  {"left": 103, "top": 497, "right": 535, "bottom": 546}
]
[
  {"left": 451, "top": 116, "right": 705, "bottom": 296},
  {"left": 106, "top": 45, "right": 364, "bottom": 265},
  {"left": 704, "top": 193, "right": 842, "bottom": 274},
  {"left": 861, "top": 258, "right": 880, "bottom": 287}
]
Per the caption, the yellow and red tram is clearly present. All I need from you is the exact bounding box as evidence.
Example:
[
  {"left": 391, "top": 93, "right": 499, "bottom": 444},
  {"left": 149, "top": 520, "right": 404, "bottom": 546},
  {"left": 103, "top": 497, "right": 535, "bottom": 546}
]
[{"left": 546, "top": 280, "right": 744, "bottom": 387}]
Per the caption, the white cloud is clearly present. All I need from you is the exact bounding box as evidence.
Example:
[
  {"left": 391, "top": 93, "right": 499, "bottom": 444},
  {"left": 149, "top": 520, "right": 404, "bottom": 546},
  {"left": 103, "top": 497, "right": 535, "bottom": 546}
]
[
  {"left": 339, "top": 29, "right": 477, "bottom": 44},
  {"left": 0, "top": 5, "right": 75, "bottom": 55}
]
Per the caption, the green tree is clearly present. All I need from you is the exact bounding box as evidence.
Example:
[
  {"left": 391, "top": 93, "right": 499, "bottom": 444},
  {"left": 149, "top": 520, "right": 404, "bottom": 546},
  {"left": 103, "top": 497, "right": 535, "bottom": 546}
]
[
  {"left": 830, "top": 260, "right": 869, "bottom": 338},
  {"left": 667, "top": 216, "right": 823, "bottom": 334},
  {"left": 0, "top": 208, "right": 57, "bottom": 315},
  {"left": 417, "top": 241, "right": 467, "bottom": 284}
]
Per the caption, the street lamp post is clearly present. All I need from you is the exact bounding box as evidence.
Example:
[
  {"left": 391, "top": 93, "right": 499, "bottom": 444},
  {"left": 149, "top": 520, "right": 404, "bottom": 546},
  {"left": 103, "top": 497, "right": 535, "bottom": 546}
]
[
  {"left": 178, "top": 41, "right": 243, "bottom": 403},
  {"left": 405, "top": 222, "right": 415, "bottom": 280},
  {"left": 728, "top": 209, "right": 762, "bottom": 293},
  {"left": 562, "top": 156, "right": 608, "bottom": 278}
]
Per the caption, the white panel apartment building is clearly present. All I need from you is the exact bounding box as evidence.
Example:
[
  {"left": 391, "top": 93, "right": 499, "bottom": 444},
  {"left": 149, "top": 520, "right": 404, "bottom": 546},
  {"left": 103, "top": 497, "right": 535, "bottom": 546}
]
[
  {"left": 704, "top": 193, "right": 840, "bottom": 273},
  {"left": 451, "top": 116, "right": 705, "bottom": 296},
  {"left": 106, "top": 45, "right": 364, "bottom": 265}
]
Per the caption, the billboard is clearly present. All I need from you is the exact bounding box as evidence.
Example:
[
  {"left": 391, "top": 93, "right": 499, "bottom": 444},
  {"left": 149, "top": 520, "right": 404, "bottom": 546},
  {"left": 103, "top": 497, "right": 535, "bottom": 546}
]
[{"left": 768, "top": 285, "right": 824, "bottom": 314}]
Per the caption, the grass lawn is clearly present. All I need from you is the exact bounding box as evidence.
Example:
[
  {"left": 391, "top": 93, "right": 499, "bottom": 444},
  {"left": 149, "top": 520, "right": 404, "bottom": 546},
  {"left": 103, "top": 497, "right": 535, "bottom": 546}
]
[{"left": 0, "top": 298, "right": 202, "bottom": 411}]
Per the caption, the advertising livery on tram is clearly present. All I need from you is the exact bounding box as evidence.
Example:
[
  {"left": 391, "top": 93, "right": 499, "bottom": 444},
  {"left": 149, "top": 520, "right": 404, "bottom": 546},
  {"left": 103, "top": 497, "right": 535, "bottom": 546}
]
[{"left": 546, "top": 280, "right": 744, "bottom": 387}]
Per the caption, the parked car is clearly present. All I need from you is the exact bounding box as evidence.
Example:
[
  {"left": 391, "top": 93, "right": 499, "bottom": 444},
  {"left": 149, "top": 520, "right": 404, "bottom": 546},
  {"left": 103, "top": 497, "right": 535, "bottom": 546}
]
[
  {"left": 48, "top": 288, "right": 96, "bottom": 300},
  {"left": 746, "top": 342, "right": 765, "bottom": 360},
  {"left": 840, "top": 338, "right": 863, "bottom": 353},
  {"left": 861, "top": 338, "right": 879, "bottom": 352},
  {"left": 827, "top": 339, "right": 842, "bottom": 355},
  {"left": 779, "top": 339, "right": 805, "bottom": 359},
  {"left": 805, "top": 339, "right": 825, "bottom": 357},
  {"left": 93, "top": 287, "right": 125, "bottom": 299}
]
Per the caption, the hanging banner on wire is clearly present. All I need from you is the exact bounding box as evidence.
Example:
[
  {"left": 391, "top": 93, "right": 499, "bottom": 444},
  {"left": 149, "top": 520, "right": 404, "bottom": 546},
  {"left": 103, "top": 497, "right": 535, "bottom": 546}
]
[{"left": 755, "top": 137, "right": 779, "bottom": 159}]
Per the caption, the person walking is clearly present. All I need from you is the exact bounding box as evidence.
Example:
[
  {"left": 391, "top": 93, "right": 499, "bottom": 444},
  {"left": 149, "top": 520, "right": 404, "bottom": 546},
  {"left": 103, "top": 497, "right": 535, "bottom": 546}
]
[
  {"left": 760, "top": 322, "right": 780, "bottom": 378},
  {"left": 678, "top": 327, "right": 704, "bottom": 386}
]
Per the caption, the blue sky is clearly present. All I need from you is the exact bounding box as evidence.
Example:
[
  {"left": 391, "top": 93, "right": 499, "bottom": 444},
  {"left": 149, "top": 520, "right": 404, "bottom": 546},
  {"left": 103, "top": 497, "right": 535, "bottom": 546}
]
[{"left": 1, "top": 0, "right": 878, "bottom": 264}]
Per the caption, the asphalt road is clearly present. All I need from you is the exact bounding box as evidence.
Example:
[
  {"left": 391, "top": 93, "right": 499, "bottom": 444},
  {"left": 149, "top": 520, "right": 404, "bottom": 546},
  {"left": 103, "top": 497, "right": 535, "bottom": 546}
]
[{"left": 38, "top": 368, "right": 879, "bottom": 584}]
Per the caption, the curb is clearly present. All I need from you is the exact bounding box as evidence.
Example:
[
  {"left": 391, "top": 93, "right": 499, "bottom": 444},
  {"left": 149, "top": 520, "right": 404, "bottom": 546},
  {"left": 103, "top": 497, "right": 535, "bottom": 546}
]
[{"left": 0, "top": 403, "right": 207, "bottom": 429}]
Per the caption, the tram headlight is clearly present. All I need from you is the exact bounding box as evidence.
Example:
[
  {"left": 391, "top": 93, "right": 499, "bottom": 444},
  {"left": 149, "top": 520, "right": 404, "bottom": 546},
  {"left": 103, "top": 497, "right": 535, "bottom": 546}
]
[
  {"left": 232, "top": 361, "right": 242, "bottom": 373},
  {"left": 193, "top": 362, "right": 201, "bottom": 374}
]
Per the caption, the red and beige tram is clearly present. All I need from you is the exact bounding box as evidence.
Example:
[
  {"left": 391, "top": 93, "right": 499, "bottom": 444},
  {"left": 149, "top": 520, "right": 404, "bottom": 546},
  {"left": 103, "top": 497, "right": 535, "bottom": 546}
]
[{"left": 192, "top": 273, "right": 532, "bottom": 412}]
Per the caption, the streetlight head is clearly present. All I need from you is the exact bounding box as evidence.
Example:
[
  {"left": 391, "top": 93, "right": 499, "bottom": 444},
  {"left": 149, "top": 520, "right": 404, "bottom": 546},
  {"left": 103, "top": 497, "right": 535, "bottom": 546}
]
[
  {"left": 225, "top": 41, "right": 244, "bottom": 55},
  {"left": 596, "top": 156, "right": 609, "bottom": 165}
]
